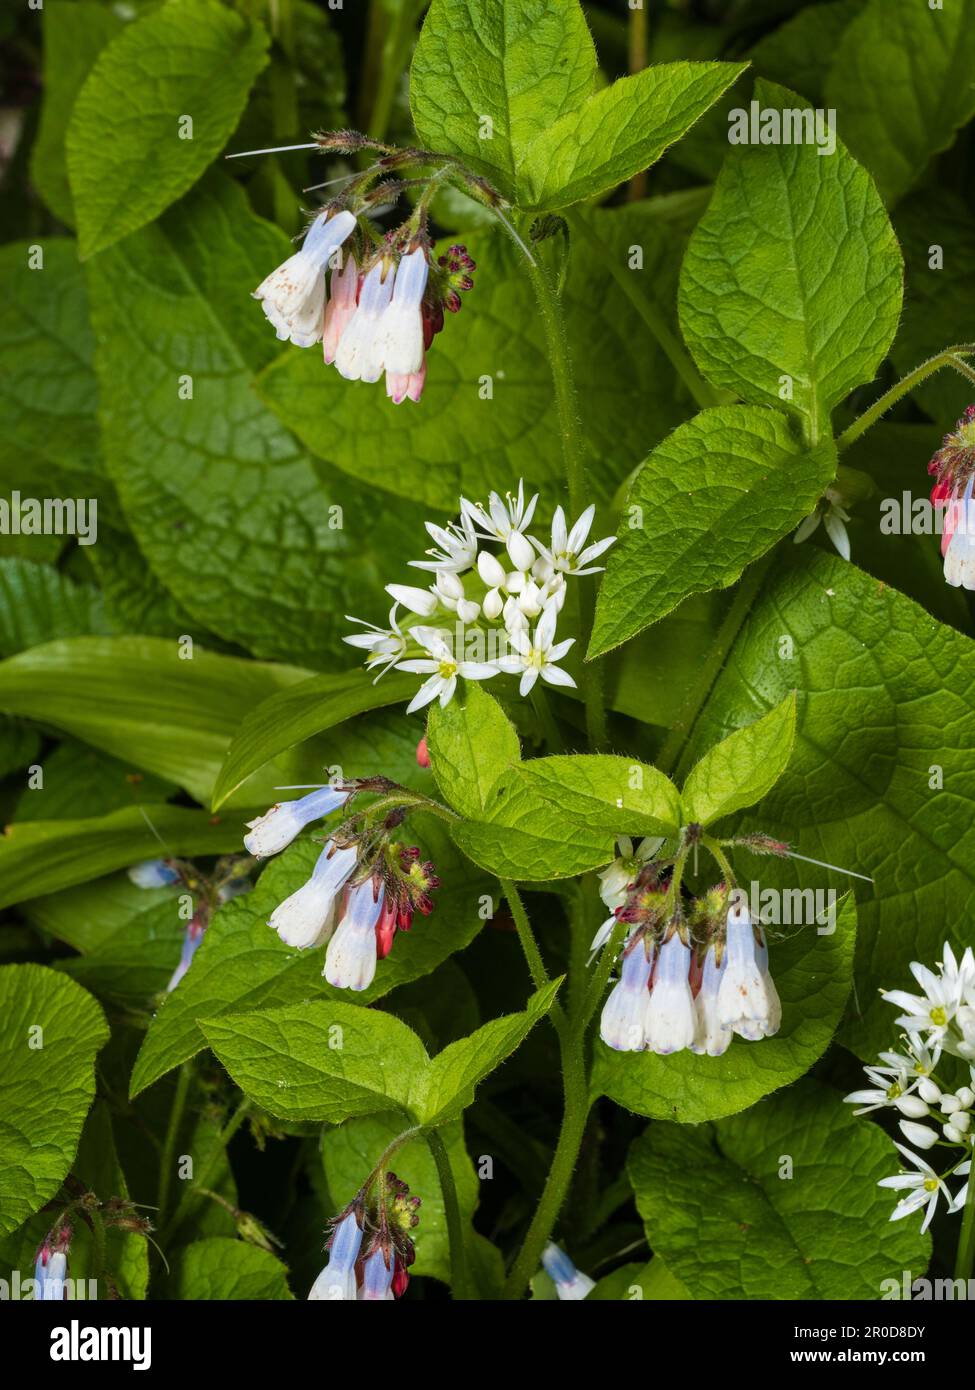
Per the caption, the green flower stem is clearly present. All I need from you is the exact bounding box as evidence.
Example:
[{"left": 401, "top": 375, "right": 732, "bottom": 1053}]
[
  {"left": 836, "top": 344, "right": 975, "bottom": 454},
  {"left": 523, "top": 249, "right": 608, "bottom": 752},
  {"left": 501, "top": 1029, "right": 591, "bottom": 1299},
  {"left": 424, "top": 1126, "right": 475, "bottom": 1300},
  {"left": 161, "top": 1097, "right": 252, "bottom": 1245},
  {"left": 500, "top": 881, "right": 596, "bottom": 1299},
  {"left": 954, "top": 1149, "right": 975, "bottom": 1283},
  {"left": 157, "top": 1061, "right": 192, "bottom": 1232},
  {"left": 566, "top": 209, "right": 726, "bottom": 411},
  {"left": 655, "top": 551, "right": 775, "bottom": 777}
]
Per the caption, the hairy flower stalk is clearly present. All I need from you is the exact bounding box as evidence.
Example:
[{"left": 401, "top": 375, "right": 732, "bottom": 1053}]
[
  {"left": 308, "top": 1172, "right": 420, "bottom": 1301},
  {"left": 241, "top": 781, "right": 439, "bottom": 990},
  {"left": 344, "top": 479, "right": 614, "bottom": 714},
  {"left": 846, "top": 943, "right": 975, "bottom": 1232}
]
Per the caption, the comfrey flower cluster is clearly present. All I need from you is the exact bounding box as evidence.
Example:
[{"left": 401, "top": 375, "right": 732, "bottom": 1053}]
[
  {"left": 846, "top": 942, "right": 975, "bottom": 1232},
  {"left": 928, "top": 404, "right": 975, "bottom": 589},
  {"left": 33, "top": 1223, "right": 71, "bottom": 1301},
  {"left": 253, "top": 207, "right": 474, "bottom": 404},
  {"left": 308, "top": 1172, "right": 420, "bottom": 1301},
  {"left": 594, "top": 840, "right": 780, "bottom": 1056},
  {"left": 128, "top": 854, "right": 252, "bottom": 993},
  {"left": 345, "top": 480, "right": 615, "bottom": 714},
  {"left": 243, "top": 782, "right": 438, "bottom": 992}
]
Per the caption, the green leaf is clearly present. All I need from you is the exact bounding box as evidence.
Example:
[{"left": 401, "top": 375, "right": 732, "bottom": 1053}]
[
  {"left": 590, "top": 406, "right": 837, "bottom": 655},
  {"left": 0, "top": 964, "right": 108, "bottom": 1236},
  {"left": 66, "top": 0, "right": 269, "bottom": 258},
  {"left": 321, "top": 1114, "right": 502, "bottom": 1292},
  {"left": 0, "top": 1101, "right": 149, "bottom": 1300},
  {"left": 409, "top": 0, "right": 598, "bottom": 202},
  {"left": 520, "top": 61, "right": 748, "bottom": 210},
  {"left": 589, "top": 1258, "right": 692, "bottom": 1302},
  {"left": 515, "top": 755, "right": 682, "bottom": 838},
  {"left": 211, "top": 669, "right": 417, "bottom": 811},
  {"left": 824, "top": 0, "right": 975, "bottom": 205},
  {"left": 681, "top": 692, "right": 797, "bottom": 826},
  {"left": 0, "top": 636, "right": 312, "bottom": 807},
  {"left": 0, "top": 804, "right": 248, "bottom": 911},
  {"left": 427, "top": 685, "right": 521, "bottom": 819},
  {"left": 203, "top": 1000, "right": 428, "bottom": 1123},
  {"left": 57, "top": 895, "right": 186, "bottom": 1011},
  {"left": 130, "top": 823, "right": 492, "bottom": 1097},
  {"left": 628, "top": 1078, "right": 931, "bottom": 1298},
  {"left": 30, "top": 0, "right": 126, "bottom": 225},
  {"left": 166, "top": 1238, "right": 294, "bottom": 1300},
  {"left": 11, "top": 739, "right": 174, "bottom": 824},
  {"left": 451, "top": 767, "right": 615, "bottom": 881},
  {"left": 85, "top": 174, "right": 430, "bottom": 664},
  {"left": 412, "top": 980, "right": 561, "bottom": 1125},
  {"left": 0, "top": 241, "right": 109, "bottom": 513},
  {"left": 257, "top": 206, "right": 698, "bottom": 511},
  {"left": 0, "top": 559, "right": 109, "bottom": 659},
  {"left": 25, "top": 871, "right": 179, "bottom": 955},
  {"left": 594, "top": 892, "right": 855, "bottom": 1123},
  {"left": 892, "top": 192, "right": 975, "bottom": 429},
  {"left": 678, "top": 547, "right": 975, "bottom": 1059},
  {"left": 679, "top": 79, "right": 903, "bottom": 440}
]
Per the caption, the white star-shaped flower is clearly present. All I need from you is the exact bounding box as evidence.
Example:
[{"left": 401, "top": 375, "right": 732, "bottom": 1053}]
[
  {"left": 878, "top": 1143, "right": 955, "bottom": 1233},
  {"left": 494, "top": 601, "right": 575, "bottom": 697},
  {"left": 531, "top": 503, "right": 615, "bottom": 576},
  {"left": 395, "top": 633, "right": 499, "bottom": 713}
]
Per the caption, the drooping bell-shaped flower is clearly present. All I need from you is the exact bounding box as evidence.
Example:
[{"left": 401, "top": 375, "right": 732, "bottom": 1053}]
[
  {"left": 382, "top": 247, "right": 429, "bottom": 379},
  {"left": 716, "top": 902, "right": 774, "bottom": 1040},
  {"left": 690, "top": 944, "right": 731, "bottom": 1056},
  {"left": 335, "top": 259, "right": 396, "bottom": 382},
  {"left": 540, "top": 1243, "right": 595, "bottom": 1301},
  {"left": 322, "top": 251, "right": 359, "bottom": 365},
  {"left": 128, "top": 859, "right": 181, "bottom": 889},
  {"left": 244, "top": 786, "right": 352, "bottom": 859},
  {"left": 324, "top": 879, "right": 385, "bottom": 991},
  {"left": 646, "top": 931, "right": 696, "bottom": 1055},
  {"left": 253, "top": 209, "right": 356, "bottom": 347},
  {"left": 943, "top": 476, "right": 975, "bottom": 590},
  {"left": 268, "top": 840, "right": 359, "bottom": 949},
  {"left": 307, "top": 1209, "right": 363, "bottom": 1301},
  {"left": 358, "top": 1244, "right": 395, "bottom": 1300},
  {"left": 600, "top": 935, "right": 653, "bottom": 1052}
]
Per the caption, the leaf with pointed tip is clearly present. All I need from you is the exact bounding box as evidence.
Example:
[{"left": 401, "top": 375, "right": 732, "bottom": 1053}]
[{"left": 681, "top": 692, "right": 797, "bottom": 826}]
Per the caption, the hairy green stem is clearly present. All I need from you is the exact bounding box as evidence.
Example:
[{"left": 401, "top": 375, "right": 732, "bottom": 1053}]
[
  {"left": 501, "top": 877, "right": 570, "bottom": 1041},
  {"left": 954, "top": 1152, "right": 975, "bottom": 1283},
  {"left": 656, "top": 552, "right": 775, "bottom": 777},
  {"left": 162, "top": 1098, "right": 252, "bottom": 1244},
  {"left": 502, "top": 1031, "right": 590, "bottom": 1299},
  {"left": 836, "top": 344, "right": 975, "bottom": 454},
  {"left": 523, "top": 251, "right": 608, "bottom": 751},
  {"left": 424, "top": 1126, "right": 474, "bottom": 1300},
  {"left": 157, "top": 1062, "right": 192, "bottom": 1232},
  {"left": 567, "top": 209, "right": 725, "bottom": 411}
]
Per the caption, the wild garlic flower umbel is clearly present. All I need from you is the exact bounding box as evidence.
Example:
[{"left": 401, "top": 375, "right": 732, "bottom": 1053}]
[
  {"left": 345, "top": 481, "right": 615, "bottom": 714},
  {"left": 846, "top": 942, "right": 975, "bottom": 1232},
  {"left": 594, "top": 841, "right": 781, "bottom": 1057},
  {"left": 243, "top": 782, "right": 438, "bottom": 993},
  {"left": 308, "top": 1172, "right": 420, "bottom": 1301},
  {"left": 928, "top": 405, "right": 975, "bottom": 589}
]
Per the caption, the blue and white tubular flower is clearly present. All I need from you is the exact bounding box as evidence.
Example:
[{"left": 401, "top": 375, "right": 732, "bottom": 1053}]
[
  {"left": 324, "top": 879, "right": 385, "bottom": 992},
  {"left": 268, "top": 839, "right": 359, "bottom": 950},
  {"left": 540, "top": 1243, "right": 595, "bottom": 1301},
  {"left": 253, "top": 209, "right": 356, "bottom": 348},
  {"left": 34, "top": 1248, "right": 67, "bottom": 1301},
  {"left": 128, "top": 859, "right": 181, "bottom": 889},
  {"left": 716, "top": 901, "right": 778, "bottom": 1039},
  {"left": 308, "top": 1209, "right": 363, "bottom": 1302},
  {"left": 690, "top": 943, "right": 730, "bottom": 1057},
  {"left": 359, "top": 1245, "right": 395, "bottom": 1301},
  {"left": 647, "top": 931, "right": 697, "bottom": 1055},
  {"left": 600, "top": 935, "right": 654, "bottom": 1052},
  {"left": 244, "top": 785, "right": 352, "bottom": 859}
]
